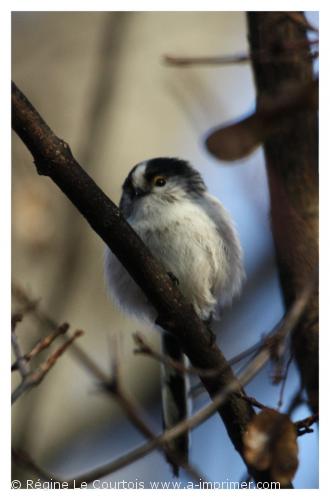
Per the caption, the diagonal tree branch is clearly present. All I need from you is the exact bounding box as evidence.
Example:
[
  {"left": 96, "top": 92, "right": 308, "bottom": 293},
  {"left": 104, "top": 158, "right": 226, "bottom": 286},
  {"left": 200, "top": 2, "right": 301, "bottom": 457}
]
[
  {"left": 12, "top": 81, "right": 270, "bottom": 482},
  {"left": 12, "top": 289, "right": 205, "bottom": 483},
  {"left": 12, "top": 278, "right": 312, "bottom": 485},
  {"left": 13, "top": 338, "right": 271, "bottom": 487},
  {"left": 14, "top": 291, "right": 310, "bottom": 489}
]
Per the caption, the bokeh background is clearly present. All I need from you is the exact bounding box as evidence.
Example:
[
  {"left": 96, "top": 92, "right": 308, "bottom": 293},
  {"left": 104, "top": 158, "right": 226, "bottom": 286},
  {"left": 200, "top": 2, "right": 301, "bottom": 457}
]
[{"left": 12, "top": 11, "right": 319, "bottom": 488}]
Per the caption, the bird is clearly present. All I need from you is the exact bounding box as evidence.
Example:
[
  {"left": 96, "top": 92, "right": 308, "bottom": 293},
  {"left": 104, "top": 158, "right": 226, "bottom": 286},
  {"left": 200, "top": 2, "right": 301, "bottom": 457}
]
[{"left": 104, "top": 157, "right": 245, "bottom": 474}]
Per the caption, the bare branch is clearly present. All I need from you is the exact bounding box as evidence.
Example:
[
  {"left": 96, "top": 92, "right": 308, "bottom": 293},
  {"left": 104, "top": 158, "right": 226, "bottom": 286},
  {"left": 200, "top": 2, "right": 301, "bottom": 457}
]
[
  {"left": 74, "top": 337, "right": 207, "bottom": 481},
  {"left": 13, "top": 279, "right": 312, "bottom": 485},
  {"left": 11, "top": 314, "right": 30, "bottom": 378},
  {"left": 164, "top": 53, "right": 250, "bottom": 66},
  {"left": 11, "top": 330, "right": 83, "bottom": 404},
  {"left": 12, "top": 283, "right": 59, "bottom": 331},
  {"left": 12, "top": 286, "right": 204, "bottom": 480},
  {"left": 295, "top": 413, "right": 318, "bottom": 436},
  {"left": 11, "top": 322, "right": 69, "bottom": 372},
  {"left": 276, "top": 354, "right": 294, "bottom": 409},
  {"left": 163, "top": 39, "right": 318, "bottom": 68},
  {"left": 12, "top": 449, "right": 56, "bottom": 483},
  {"left": 12, "top": 312, "right": 23, "bottom": 331},
  {"left": 265, "top": 274, "right": 317, "bottom": 353},
  {"left": 12, "top": 266, "right": 314, "bottom": 485},
  {"left": 135, "top": 271, "right": 314, "bottom": 380},
  {"left": 287, "top": 387, "right": 305, "bottom": 416},
  {"left": 241, "top": 395, "right": 270, "bottom": 412},
  {"left": 133, "top": 331, "right": 235, "bottom": 377},
  {"left": 11, "top": 81, "right": 268, "bottom": 482},
  {"left": 13, "top": 342, "right": 270, "bottom": 487}
]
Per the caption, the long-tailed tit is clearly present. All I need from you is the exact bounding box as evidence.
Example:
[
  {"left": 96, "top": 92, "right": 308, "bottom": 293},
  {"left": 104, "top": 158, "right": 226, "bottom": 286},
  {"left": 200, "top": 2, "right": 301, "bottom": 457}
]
[{"left": 105, "top": 157, "right": 245, "bottom": 474}]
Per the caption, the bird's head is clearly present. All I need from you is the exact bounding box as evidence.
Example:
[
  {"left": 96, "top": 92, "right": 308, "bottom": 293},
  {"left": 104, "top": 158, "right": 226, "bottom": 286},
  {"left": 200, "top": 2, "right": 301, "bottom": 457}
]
[{"left": 119, "top": 157, "right": 206, "bottom": 218}]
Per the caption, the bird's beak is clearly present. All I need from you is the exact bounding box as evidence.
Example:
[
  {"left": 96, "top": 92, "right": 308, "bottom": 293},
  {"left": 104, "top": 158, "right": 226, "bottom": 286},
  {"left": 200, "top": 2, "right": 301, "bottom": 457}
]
[{"left": 134, "top": 187, "right": 148, "bottom": 198}]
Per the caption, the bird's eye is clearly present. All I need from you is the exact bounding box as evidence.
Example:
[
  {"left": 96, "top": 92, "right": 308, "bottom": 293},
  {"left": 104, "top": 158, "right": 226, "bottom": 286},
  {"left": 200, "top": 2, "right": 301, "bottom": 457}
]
[{"left": 154, "top": 176, "right": 167, "bottom": 187}]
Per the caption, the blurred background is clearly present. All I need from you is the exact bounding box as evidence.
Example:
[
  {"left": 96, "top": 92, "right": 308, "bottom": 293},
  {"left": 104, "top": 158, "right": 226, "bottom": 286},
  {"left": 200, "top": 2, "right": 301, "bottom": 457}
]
[{"left": 12, "top": 11, "right": 319, "bottom": 488}]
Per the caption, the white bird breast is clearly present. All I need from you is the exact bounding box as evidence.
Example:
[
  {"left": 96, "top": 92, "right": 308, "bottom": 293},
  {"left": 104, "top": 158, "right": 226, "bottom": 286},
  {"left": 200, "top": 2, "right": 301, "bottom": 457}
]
[{"left": 105, "top": 192, "right": 245, "bottom": 324}]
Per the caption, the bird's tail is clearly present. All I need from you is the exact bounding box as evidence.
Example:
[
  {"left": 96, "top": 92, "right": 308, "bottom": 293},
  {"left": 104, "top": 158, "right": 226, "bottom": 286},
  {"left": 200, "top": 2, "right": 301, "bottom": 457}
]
[{"left": 161, "top": 332, "right": 190, "bottom": 476}]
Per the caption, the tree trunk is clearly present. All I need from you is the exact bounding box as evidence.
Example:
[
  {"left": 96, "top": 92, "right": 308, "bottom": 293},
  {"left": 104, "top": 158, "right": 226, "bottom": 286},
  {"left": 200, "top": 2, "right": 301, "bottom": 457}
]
[{"left": 247, "top": 12, "right": 318, "bottom": 411}]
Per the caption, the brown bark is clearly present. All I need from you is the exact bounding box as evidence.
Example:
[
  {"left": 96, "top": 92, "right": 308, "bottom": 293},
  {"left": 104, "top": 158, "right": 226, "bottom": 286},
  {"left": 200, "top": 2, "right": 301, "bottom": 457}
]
[
  {"left": 247, "top": 12, "right": 319, "bottom": 411},
  {"left": 12, "top": 81, "right": 273, "bottom": 483}
]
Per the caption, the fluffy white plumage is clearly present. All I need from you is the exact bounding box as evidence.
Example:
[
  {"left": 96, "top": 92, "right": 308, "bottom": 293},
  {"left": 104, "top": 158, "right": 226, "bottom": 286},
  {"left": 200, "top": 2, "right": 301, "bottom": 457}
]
[
  {"left": 105, "top": 157, "right": 245, "bottom": 474},
  {"left": 105, "top": 158, "right": 245, "bottom": 323}
]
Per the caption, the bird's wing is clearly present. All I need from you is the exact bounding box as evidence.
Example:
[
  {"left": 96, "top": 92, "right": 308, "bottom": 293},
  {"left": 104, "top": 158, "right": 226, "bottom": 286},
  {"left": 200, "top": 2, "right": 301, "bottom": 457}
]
[{"left": 199, "top": 193, "right": 245, "bottom": 308}]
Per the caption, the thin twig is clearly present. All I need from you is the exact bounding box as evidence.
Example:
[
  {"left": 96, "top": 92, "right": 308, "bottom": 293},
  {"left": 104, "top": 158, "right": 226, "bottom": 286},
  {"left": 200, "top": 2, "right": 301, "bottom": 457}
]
[
  {"left": 11, "top": 322, "right": 69, "bottom": 371},
  {"left": 163, "top": 40, "right": 318, "bottom": 68},
  {"left": 8, "top": 82, "right": 264, "bottom": 483},
  {"left": 12, "top": 312, "right": 23, "bottom": 331},
  {"left": 27, "top": 323, "right": 70, "bottom": 362},
  {"left": 11, "top": 314, "right": 30, "bottom": 378},
  {"left": 134, "top": 332, "right": 225, "bottom": 377},
  {"left": 101, "top": 381, "right": 205, "bottom": 481},
  {"left": 12, "top": 286, "right": 204, "bottom": 479},
  {"left": 70, "top": 346, "right": 272, "bottom": 485},
  {"left": 264, "top": 275, "right": 317, "bottom": 357},
  {"left": 12, "top": 82, "right": 314, "bottom": 484},
  {"left": 12, "top": 278, "right": 312, "bottom": 485},
  {"left": 276, "top": 354, "right": 294, "bottom": 409},
  {"left": 134, "top": 331, "right": 265, "bottom": 378},
  {"left": 295, "top": 413, "right": 318, "bottom": 436},
  {"left": 12, "top": 448, "right": 56, "bottom": 483},
  {"left": 14, "top": 300, "right": 298, "bottom": 487},
  {"left": 12, "top": 283, "right": 110, "bottom": 381},
  {"left": 14, "top": 287, "right": 261, "bottom": 384},
  {"left": 164, "top": 53, "right": 250, "bottom": 66},
  {"left": 287, "top": 387, "right": 305, "bottom": 416},
  {"left": 189, "top": 338, "right": 266, "bottom": 397},
  {"left": 12, "top": 283, "right": 57, "bottom": 330},
  {"left": 13, "top": 346, "right": 270, "bottom": 487},
  {"left": 80, "top": 332, "right": 206, "bottom": 481},
  {"left": 11, "top": 330, "right": 83, "bottom": 404},
  {"left": 13, "top": 276, "right": 313, "bottom": 479},
  {"left": 136, "top": 272, "right": 315, "bottom": 386},
  {"left": 241, "top": 395, "right": 269, "bottom": 411}
]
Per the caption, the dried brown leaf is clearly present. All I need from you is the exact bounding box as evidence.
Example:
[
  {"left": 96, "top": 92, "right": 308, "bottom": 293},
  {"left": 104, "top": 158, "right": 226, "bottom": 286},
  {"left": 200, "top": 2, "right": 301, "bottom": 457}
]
[
  {"left": 243, "top": 409, "right": 298, "bottom": 486},
  {"left": 206, "top": 113, "right": 265, "bottom": 161}
]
